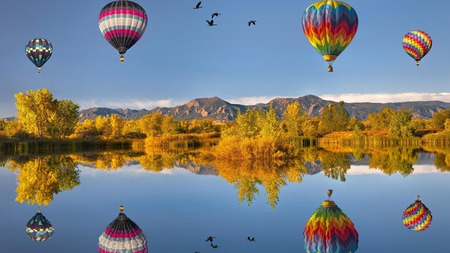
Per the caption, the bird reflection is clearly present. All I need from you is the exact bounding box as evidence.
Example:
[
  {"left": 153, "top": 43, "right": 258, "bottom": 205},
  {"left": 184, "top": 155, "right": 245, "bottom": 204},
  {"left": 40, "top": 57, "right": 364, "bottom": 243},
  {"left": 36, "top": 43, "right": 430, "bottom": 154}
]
[{"left": 206, "top": 236, "right": 216, "bottom": 242}]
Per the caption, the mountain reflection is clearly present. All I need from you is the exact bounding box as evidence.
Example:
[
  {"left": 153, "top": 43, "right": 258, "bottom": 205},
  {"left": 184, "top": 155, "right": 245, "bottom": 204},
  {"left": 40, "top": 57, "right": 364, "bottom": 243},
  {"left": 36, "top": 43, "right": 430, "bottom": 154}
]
[{"left": 1, "top": 145, "right": 449, "bottom": 207}]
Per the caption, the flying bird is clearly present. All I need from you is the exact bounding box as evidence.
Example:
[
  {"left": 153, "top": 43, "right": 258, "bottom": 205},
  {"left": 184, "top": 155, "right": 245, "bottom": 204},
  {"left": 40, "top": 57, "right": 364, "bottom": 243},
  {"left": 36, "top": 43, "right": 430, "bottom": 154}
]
[
  {"left": 210, "top": 243, "right": 219, "bottom": 248},
  {"left": 206, "top": 236, "right": 216, "bottom": 242},
  {"left": 206, "top": 19, "right": 217, "bottom": 26},
  {"left": 211, "top": 12, "right": 221, "bottom": 18},
  {"left": 193, "top": 1, "right": 202, "bottom": 9},
  {"left": 248, "top": 20, "right": 256, "bottom": 26},
  {"left": 247, "top": 236, "right": 255, "bottom": 241}
]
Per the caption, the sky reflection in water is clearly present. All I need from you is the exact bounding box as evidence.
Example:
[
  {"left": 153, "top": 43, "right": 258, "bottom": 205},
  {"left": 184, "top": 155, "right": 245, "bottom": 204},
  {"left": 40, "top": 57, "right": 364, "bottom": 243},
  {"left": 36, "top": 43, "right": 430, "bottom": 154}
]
[{"left": 0, "top": 152, "right": 449, "bottom": 253}]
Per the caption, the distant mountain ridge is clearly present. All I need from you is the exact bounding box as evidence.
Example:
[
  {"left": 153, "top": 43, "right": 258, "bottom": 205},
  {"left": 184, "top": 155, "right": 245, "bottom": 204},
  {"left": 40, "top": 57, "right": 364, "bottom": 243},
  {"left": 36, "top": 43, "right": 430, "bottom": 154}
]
[{"left": 78, "top": 95, "right": 450, "bottom": 121}]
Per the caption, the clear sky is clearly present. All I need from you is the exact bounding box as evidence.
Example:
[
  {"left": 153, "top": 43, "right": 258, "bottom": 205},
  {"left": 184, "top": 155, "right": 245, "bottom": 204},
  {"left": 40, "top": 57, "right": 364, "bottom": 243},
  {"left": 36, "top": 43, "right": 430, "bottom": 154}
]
[{"left": 1, "top": 0, "right": 450, "bottom": 117}]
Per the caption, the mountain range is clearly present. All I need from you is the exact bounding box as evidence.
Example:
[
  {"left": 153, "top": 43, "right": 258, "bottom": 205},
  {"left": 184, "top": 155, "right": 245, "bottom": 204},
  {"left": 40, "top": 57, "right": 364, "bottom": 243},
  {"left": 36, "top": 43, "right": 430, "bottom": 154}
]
[{"left": 78, "top": 94, "right": 450, "bottom": 121}]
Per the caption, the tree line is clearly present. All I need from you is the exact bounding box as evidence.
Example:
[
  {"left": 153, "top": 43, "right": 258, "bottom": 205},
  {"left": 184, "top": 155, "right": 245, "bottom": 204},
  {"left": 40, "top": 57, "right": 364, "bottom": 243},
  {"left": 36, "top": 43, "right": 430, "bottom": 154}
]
[{"left": 2, "top": 88, "right": 450, "bottom": 141}]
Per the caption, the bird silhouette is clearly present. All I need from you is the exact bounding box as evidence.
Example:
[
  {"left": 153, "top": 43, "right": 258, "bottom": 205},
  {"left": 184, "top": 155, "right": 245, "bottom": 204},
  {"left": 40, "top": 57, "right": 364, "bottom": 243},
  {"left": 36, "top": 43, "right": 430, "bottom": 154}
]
[
  {"left": 206, "top": 19, "right": 217, "bottom": 26},
  {"left": 210, "top": 243, "right": 219, "bottom": 248},
  {"left": 193, "top": 1, "right": 202, "bottom": 9},
  {"left": 247, "top": 236, "right": 255, "bottom": 241},
  {"left": 206, "top": 236, "right": 216, "bottom": 242},
  {"left": 248, "top": 20, "right": 256, "bottom": 26},
  {"left": 211, "top": 12, "right": 221, "bottom": 19}
]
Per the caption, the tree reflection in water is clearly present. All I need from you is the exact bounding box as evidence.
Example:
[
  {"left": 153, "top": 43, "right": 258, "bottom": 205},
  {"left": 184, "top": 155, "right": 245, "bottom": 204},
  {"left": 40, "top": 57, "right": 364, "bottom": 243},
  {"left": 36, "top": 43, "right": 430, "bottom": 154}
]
[{"left": 1, "top": 142, "right": 446, "bottom": 208}]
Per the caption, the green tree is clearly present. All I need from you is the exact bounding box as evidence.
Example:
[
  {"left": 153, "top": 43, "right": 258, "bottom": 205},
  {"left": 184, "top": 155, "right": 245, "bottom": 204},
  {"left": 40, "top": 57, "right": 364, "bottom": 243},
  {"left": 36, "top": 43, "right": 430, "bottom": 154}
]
[
  {"left": 388, "top": 110, "right": 413, "bottom": 137},
  {"left": 432, "top": 109, "right": 450, "bottom": 130},
  {"left": 367, "top": 107, "right": 395, "bottom": 130},
  {"left": 48, "top": 100, "right": 80, "bottom": 138},
  {"left": 318, "top": 101, "right": 350, "bottom": 135}
]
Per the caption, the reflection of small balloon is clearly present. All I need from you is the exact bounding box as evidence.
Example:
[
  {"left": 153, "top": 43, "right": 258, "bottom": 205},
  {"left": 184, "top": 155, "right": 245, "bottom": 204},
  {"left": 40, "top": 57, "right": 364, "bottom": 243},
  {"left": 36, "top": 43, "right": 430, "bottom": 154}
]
[
  {"left": 99, "top": 206, "right": 148, "bottom": 253},
  {"left": 25, "top": 38, "right": 53, "bottom": 73},
  {"left": 303, "top": 190, "right": 358, "bottom": 253},
  {"left": 25, "top": 209, "right": 55, "bottom": 242},
  {"left": 302, "top": 0, "right": 358, "bottom": 72},
  {"left": 402, "top": 30, "right": 432, "bottom": 66},
  {"left": 98, "top": 0, "right": 148, "bottom": 61},
  {"left": 402, "top": 195, "right": 432, "bottom": 231}
]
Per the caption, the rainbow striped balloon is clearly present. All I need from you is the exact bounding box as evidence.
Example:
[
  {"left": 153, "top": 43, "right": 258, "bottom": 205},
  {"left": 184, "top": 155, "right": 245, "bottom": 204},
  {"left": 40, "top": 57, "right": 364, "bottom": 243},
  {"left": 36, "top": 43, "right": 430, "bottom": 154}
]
[
  {"left": 98, "top": 0, "right": 148, "bottom": 61},
  {"left": 304, "top": 200, "right": 359, "bottom": 253},
  {"left": 99, "top": 206, "right": 148, "bottom": 253},
  {"left": 25, "top": 38, "right": 53, "bottom": 73},
  {"left": 402, "top": 30, "right": 432, "bottom": 66},
  {"left": 302, "top": 0, "right": 358, "bottom": 72},
  {"left": 402, "top": 196, "right": 432, "bottom": 231}
]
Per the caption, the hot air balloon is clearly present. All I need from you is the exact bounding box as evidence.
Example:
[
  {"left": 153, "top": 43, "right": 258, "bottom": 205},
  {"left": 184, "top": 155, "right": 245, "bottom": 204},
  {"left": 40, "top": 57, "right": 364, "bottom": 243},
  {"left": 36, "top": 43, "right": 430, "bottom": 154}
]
[
  {"left": 98, "top": 0, "right": 148, "bottom": 62},
  {"left": 402, "top": 30, "right": 432, "bottom": 66},
  {"left": 402, "top": 195, "right": 432, "bottom": 231},
  {"left": 25, "top": 38, "right": 53, "bottom": 73},
  {"left": 99, "top": 206, "right": 148, "bottom": 253},
  {"left": 302, "top": 1, "right": 358, "bottom": 72},
  {"left": 25, "top": 207, "right": 55, "bottom": 242},
  {"left": 303, "top": 189, "right": 359, "bottom": 253}
]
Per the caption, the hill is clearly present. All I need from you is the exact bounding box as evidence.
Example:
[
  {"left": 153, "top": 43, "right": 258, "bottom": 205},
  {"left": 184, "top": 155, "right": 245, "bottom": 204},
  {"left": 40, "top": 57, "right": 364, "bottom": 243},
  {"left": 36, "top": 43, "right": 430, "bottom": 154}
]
[{"left": 78, "top": 95, "right": 450, "bottom": 121}]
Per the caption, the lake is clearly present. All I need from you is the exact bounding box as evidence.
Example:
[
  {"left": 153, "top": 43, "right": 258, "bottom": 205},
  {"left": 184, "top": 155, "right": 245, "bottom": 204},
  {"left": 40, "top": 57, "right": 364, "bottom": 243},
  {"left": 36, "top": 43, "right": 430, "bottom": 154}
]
[{"left": 1, "top": 148, "right": 449, "bottom": 253}]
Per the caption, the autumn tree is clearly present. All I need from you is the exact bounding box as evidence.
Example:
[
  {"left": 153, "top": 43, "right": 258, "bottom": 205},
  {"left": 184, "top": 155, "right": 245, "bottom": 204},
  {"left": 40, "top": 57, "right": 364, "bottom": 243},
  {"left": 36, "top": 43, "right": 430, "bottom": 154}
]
[
  {"left": 367, "top": 107, "right": 395, "bottom": 130},
  {"left": 259, "top": 106, "right": 281, "bottom": 138},
  {"left": 15, "top": 88, "right": 79, "bottom": 138},
  {"left": 282, "top": 102, "right": 307, "bottom": 137},
  {"left": 388, "top": 110, "right": 413, "bottom": 137}
]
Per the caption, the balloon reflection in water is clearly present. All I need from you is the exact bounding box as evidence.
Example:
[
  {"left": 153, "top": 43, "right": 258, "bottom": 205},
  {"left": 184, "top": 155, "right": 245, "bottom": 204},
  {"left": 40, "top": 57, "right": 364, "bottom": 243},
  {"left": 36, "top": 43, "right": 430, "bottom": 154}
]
[
  {"left": 99, "top": 206, "right": 148, "bottom": 253},
  {"left": 402, "top": 195, "right": 432, "bottom": 231},
  {"left": 25, "top": 207, "right": 55, "bottom": 241},
  {"left": 303, "top": 190, "right": 359, "bottom": 253}
]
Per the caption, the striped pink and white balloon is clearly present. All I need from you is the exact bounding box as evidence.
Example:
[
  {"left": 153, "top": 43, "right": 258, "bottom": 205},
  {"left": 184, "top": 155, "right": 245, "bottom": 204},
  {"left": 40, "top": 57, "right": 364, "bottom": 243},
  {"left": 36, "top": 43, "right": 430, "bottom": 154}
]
[
  {"left": 98, "top": 0, "right": 148, "bottom": 61},
  {"left": 98, "top": 206, "right": 148, "bottom": 253}
]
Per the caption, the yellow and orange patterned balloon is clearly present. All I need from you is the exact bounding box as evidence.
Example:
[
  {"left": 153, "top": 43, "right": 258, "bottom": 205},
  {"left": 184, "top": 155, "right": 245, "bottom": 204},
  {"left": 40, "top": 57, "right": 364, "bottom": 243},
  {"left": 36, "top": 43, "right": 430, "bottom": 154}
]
[{"left": 302, "top": 1, "right": 358, "bottom": 72}]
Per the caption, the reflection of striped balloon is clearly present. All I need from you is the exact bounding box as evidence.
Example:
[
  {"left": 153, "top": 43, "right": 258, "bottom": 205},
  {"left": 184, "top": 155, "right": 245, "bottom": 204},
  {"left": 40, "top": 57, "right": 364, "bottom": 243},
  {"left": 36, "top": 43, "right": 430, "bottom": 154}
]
[
  {"left": 302, "top": 0, "right": 358, "bottom": 71},
  {"left": 26, "top": 212, "right": 55, "bottom": 242},
  {"left": 99, "top": 209, "right": 148, "bottom": 253},
  {"left": 98, "top": 0, "right": 148, "bottom": 61},
  {"left": 304, "top": 200, "right": 359, "bottom": 253},
  {"left": 402, "top": 30, "right": 432, "bottom": 66},
  {"left": 402, "top": 198, "right": 432, "bottom": 231},
  {"left": 25, "top": 38, "right": 53, "bottom": 72}
]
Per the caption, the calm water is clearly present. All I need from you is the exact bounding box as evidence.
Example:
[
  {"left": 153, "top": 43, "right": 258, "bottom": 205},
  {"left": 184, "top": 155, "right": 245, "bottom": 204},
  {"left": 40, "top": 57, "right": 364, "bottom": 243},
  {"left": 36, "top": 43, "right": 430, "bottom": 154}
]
[{"left": 1, "top": 149, "right": 449, "bottom": 253}]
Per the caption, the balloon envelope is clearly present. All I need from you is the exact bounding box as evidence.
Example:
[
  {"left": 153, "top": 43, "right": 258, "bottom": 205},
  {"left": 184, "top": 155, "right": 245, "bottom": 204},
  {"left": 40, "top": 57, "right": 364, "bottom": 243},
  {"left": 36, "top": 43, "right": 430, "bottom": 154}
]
[
  {"left": 98, "top": 210, "right": 148, "bottom": 253},
  {"left": 25, "top": 38, "right": 53, "bottom": 73},
  {"left": 302, "top": 0, "right": 358, "bottom": 72},
  {"left": 25, "top": 212, "right": 55, "bottom": 241},
  {"left": 402, "top": 197, "right": 432, "bottom": 231},
  {"left": 402, "top": 30, "right": 432, "bottom": 66},
  {"left": 98, "top": 0, "right": 148, "bottom": 61},
  {"left": 303, "top": 200, "right": 359, "bottom": 253}
]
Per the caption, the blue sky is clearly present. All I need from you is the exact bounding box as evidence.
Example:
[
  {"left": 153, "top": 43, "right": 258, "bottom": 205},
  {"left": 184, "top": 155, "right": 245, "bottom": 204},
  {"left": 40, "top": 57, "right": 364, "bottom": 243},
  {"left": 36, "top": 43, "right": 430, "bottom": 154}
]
[{"left": 1, "top": 0, "right": 449, "bottom": 117}]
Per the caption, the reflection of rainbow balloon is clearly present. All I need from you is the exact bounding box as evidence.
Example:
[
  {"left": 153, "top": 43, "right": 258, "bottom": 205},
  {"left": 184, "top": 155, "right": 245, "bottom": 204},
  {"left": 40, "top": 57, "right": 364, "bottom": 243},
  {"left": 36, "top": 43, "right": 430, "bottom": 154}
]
[
  {"left": 99, "top": 206, "right": 148, "bottom": 253},
  {"left": 25, "top": 209, "right": 55, "bottom": 242},
  {"left": 302, "top": 1, "right": 358, "bottom": 72},
  {"left": 303, "top": 190, "right": 358, "bottom": 253},
  {"left": 402, "top": 196, "right": 432, "bottom": 231},
  {"left": 402, "top": 30, "right": 432, "bottom": 66}
]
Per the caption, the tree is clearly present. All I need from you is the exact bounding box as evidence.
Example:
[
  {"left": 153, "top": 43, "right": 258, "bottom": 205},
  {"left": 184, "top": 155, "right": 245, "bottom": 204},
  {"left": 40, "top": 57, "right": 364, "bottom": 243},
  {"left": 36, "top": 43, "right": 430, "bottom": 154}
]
[
  {"left": 15, "top": 88, "right": 79, "bottom": 138},
  {"left": 259, "top": 106, "right": 281, "bottom": 138},
  {"left": 318, "top": 102, "right": 350, "bottom": 135},
  {"left": 432, "top": 109, "right": 450, "bottom": 130},
  {"left": 367, "top": 107, "right": 395, "bottom": 130},
  {"left": 48, "top": 100, "right": 80, "bottom": 138},
  {"left": 283, "top": 102, "right": 307, "bottom": 137},
  {"left": 15, "top": 88, "right": 57, "bottom": 137},
  {"left": 388, "top": 110, "right": 413, "bottom": 137}
]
